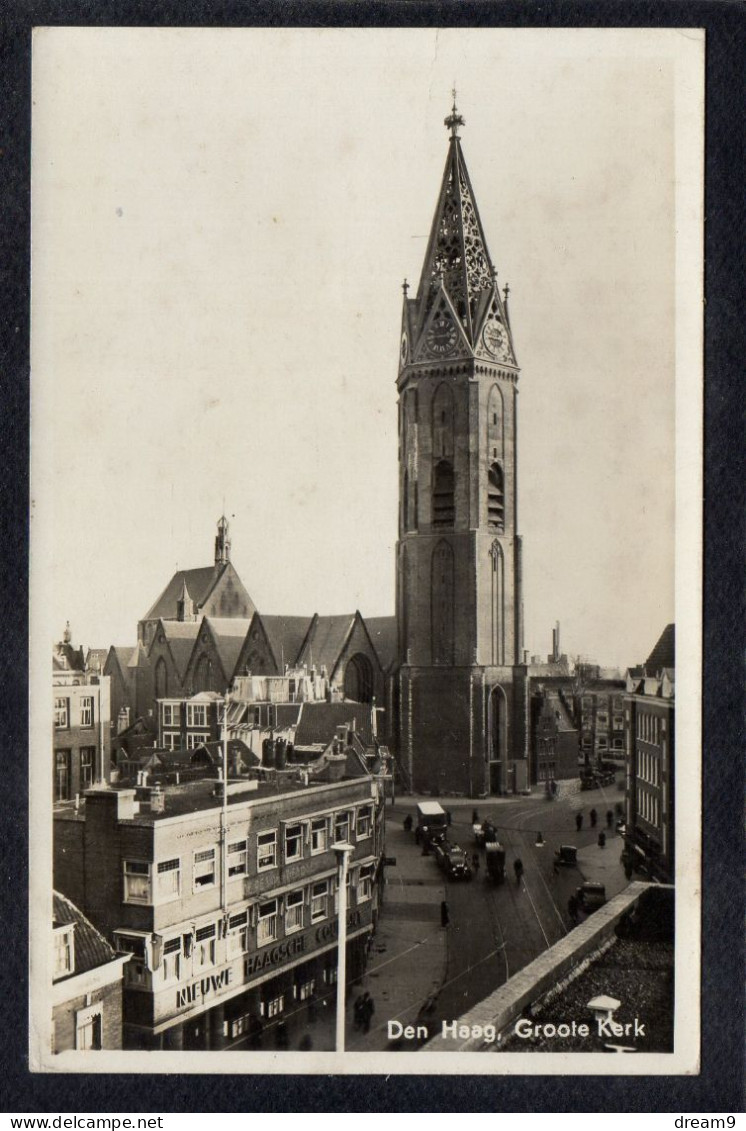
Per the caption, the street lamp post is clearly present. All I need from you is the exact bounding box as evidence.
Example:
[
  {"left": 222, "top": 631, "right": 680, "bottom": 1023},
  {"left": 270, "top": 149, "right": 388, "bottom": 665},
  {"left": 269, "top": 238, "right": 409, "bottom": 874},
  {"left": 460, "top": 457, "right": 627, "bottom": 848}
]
[{"left": 333, "top": 841, "right": 354, "bottom": 1053}]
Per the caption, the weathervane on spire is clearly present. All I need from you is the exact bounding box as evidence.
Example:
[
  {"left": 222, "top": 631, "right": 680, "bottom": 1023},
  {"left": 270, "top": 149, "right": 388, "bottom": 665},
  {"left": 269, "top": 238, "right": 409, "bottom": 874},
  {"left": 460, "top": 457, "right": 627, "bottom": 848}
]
[{"left": 444, "top": 87, "right": 465, "bottom": 138}]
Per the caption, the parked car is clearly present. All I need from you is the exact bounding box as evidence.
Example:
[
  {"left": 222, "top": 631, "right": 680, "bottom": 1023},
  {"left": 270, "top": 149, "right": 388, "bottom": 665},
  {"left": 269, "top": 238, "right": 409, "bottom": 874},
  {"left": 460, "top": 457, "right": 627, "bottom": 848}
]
[
  {"left": 576, "top": 881, "right": 607, "bottom": 911},
  {"left": 555, "top": 844, "right": 578, "bottom": 866}
]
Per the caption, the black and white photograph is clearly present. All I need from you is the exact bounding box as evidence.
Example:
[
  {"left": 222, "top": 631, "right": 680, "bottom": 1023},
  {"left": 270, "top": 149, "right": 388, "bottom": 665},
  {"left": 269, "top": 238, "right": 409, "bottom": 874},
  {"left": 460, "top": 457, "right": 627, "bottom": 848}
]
[{"left": 30, "top": 26, "right": 703, "bottom": 1075}]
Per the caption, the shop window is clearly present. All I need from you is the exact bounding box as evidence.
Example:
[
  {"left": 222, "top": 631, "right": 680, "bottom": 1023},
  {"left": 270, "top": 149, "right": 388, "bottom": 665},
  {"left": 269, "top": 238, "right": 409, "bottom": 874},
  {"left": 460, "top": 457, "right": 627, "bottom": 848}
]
[
  {"left": 310, "top": 817, "right": 328, "bottom": 855},
  {"left": 123, "top": 860, "right": 151, "bottom": 904},
  {"left": 296, "top": 978, "right": 315, "bottom": 1002},
  {"left": 157, "top": 858, "right": 181, "bottom": 901},
  {"left": 311, "top": 881, "right": 329, "bottom": 923},
  {"left": 227, "top": 911, "right": 248, "bottom": 956},
  {"left": 193, "top": 848, "right": 216, "bottom": 890},
  {"left": 79, "top": 696, "right": 94, "bottom": 727},
  {"left": 285, "top": 890, "right": 304, "bottom": 934},
  {"left": 79, "top": 747, "right": 95, "bottom": 789},
  {"left": 263, "top": 994, "right": 284, "bottom": 1019},
  {"left": 53, "top": 924, "right": 74, "bottom": 980},
  {"left": 228, "top": 841, "right": 247, "bottom": 877},
  {"left": 75, "top": 1004, "right": 102, "bottom": 1050},
  {"left": 357, "top": 864, "right": 375, "bottom": 903},
  {"left": 324, "top": 966, "right": 338, "bottom": 986},
  {"left": 161, "top": 937, "right": 182, "bottom": 983},
  {"left": 334, "top": 812, "right": 350, "bottom": 844},
  {"left": 356, "top": 806, "right": 372, "bottom": 840},
  {"left": 195, "top": 924, "right": 216, "bottom": 968},
  {"left": 257, "top": 900, "right": 278, "bottom": 946},
  {"left": 284, "top": 823, "right": 303, "bottom": 863},
  {"left": 54, "top": 750, "right": 71, "bottom": 802},
  {"left": 257, "top": 831, "right": 277, "bottom": 871},
  {"left": 54, "top": 698, "right": 69, "bottom": 729}
]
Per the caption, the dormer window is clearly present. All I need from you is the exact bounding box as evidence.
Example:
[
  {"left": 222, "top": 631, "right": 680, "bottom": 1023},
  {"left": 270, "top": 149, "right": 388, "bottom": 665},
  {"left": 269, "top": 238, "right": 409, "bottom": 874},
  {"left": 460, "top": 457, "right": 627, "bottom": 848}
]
[{"left": 53, "top": 923, "right": 75, "bottom": 980}]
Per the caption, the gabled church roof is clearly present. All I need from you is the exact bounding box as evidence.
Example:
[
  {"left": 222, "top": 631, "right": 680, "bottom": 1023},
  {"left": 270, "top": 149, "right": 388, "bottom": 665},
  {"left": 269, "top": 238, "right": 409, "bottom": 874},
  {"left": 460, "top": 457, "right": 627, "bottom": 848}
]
[
  {"left": 364, "top": 616, "right": 398, "bottom": 672},
  {"left": 296, "top": 614, "right": 357, "bottom": 678},
  {"left": 143, "top": 565, "right": 225, "bottom": 623},
  {"left": 150, "top": 620, "right": 201, "bottom": 680},
  {"left": 260, "top": 615, "right": 314, "bottom": 672}
]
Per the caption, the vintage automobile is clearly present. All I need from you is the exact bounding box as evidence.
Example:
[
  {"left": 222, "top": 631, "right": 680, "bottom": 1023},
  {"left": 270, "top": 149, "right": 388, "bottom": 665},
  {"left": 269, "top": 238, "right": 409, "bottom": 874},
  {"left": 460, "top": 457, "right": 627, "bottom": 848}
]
[
  {"left": 435, "top": 842, "right": 472, "bottom": 881},
  {"left": 485, "top": 841, "right": 506, "bottom": 883},
  {"left": 576, "top": 881, "right": 607, "bottom": 911},
  {"left": 554, "top": 844, "right": 578, "bottom": 866}
]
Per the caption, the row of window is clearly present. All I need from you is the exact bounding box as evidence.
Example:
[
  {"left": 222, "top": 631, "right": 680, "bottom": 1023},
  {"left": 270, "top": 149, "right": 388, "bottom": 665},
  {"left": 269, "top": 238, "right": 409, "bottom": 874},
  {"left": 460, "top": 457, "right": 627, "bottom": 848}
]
[
  {"left": 118, "top": 866, "right": 376, "bottom": 986},
  {"left": 161, "top": 731, "right": 210, "bottom": 751},
  {"left": 637, "top": 748, "right": 660, "bottom": 787},
  {"left": 161, "top": 703, "right": 211, "bottom": 728},
  {"left": 636, "top": 712, "right": 663, "bottom": 745},
  {"left": 54, "top": 696, "right": 95, "bottom": 729},
  {"left": 122, "top": 807, "right": 375, "bottom": 904},
  {"left": 637, "top": 787, "right": 660, "bottom": 828},
  {"left": 54, "top": 747, "right": 96, "bottom": 801}
]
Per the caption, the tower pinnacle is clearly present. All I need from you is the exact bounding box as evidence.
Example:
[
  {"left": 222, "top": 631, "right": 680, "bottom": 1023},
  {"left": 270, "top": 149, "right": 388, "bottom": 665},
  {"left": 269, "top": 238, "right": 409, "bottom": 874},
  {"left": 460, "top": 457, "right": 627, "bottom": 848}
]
[{"left": 444, "top": 89, "right": 465, "bottom": 139}]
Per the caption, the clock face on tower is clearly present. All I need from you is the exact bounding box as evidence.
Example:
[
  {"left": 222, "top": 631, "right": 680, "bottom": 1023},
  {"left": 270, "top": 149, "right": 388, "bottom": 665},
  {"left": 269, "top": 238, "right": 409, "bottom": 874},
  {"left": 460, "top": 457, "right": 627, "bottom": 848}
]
[
  {"left": 482, "top": 320, "right": 507, "bottom": 358},
  {"left": 426, "top": 316, "right": 458, "bottom": 356}
]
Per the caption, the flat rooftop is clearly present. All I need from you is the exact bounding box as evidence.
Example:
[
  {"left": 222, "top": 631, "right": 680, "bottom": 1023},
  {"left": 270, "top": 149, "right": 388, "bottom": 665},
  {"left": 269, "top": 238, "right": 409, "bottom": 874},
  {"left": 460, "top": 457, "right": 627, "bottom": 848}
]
[{"left": 54, "top": 770, "right": 372, "bottom": 823}]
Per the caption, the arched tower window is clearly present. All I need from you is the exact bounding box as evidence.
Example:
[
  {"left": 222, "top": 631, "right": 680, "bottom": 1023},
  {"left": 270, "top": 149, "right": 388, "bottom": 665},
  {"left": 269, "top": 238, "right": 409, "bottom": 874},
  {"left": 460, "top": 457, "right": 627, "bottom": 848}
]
[
  {"left": 154, "top": 657, "right": 168, "bottom": 699},
  {"left": 431, "top": 541, "right": 455, "bottom": 665},
  {"left": 194, "top": 654, "right": 213, "bottom": 693},
  {"left": 490, "top": 540, "right": 505, "bottom": 665},
  {"left": 432, "top": 460, "right": 455, "bottom": 528},
  {"left": 487, "top": 385, "right": 503, "bottom": 462},
  {"left": 432, "top": 384, "right": 454, "bottom": 459},
  {"left": 488, "top": 463, "right": 505, "bottom": 530},
  {"left": 343, "top": 654, "right": 375, "bottom": 703},
  {"left": 401, "top": 390, "right": 418, "bottom": 531}
]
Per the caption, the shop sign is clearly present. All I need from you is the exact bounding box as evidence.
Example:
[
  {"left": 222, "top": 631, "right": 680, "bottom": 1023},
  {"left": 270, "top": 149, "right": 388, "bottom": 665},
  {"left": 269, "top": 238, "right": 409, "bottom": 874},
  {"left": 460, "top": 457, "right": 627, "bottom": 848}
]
[
  {"left": 244, "top": 908, "right": 365, "bottom": 979},
  {"left": 175, "top": 966, "right": 233, "bottom": 1009}
]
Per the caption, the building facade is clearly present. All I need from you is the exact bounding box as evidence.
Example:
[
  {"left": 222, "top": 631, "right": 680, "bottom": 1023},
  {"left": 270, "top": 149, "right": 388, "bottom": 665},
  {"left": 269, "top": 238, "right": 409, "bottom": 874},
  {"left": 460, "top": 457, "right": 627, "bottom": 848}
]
[
  {"left": 54, "top": 764, "right": 385, "bottom": 1050},
  {"left": 624, "top": 625, "right": 675, "bottom": 883},
  {"left": 53, "top": 628, "right": 112, "bottom": 802},
  {"left": 52, "top": 891, "right": 129, "bottom": 1052},
  {"left": 395, "top": 103, "right": 528, "bottom": 795}
]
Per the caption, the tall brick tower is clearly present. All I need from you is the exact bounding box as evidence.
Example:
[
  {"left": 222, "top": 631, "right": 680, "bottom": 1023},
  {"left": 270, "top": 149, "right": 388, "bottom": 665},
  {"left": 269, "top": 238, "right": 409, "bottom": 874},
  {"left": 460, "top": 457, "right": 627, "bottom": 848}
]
[{"left": 396, "top": 101, "right": 528, "bottom": 796}]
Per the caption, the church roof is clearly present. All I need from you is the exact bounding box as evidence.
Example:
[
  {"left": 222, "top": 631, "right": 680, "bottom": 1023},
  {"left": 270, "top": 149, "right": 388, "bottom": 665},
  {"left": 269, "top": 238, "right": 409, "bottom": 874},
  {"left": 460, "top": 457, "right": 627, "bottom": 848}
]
[
  {"left": 297, "top": 614, "right": 357, "bottom": 677},
  {"left": 201, "top": 618, "right": 254, "bottom": 683},
  {"left": 155, "top": 620, "right": 201, "bottom": 679},
  {"left": 364, "top": 616, "right": 398, "bottom": 672},
  {"left": 53, "top": 891, "right": 119, "bottom": 979},
  {"left": 260, "top": 615, "right": 314, "bottom": 672},
  {"left": 143, "top": 565, "right": 224, "bottom": 622},
  {"left": 645, "top": 624, "right": 675, "bottom": 674}
]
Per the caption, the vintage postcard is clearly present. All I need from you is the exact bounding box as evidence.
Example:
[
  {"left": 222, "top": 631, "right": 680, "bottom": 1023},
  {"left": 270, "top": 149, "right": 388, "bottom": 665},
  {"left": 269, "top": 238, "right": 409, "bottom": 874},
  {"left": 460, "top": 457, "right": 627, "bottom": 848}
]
[{"left": 29, "top": 26, "right": 703, "bottom": 1075}]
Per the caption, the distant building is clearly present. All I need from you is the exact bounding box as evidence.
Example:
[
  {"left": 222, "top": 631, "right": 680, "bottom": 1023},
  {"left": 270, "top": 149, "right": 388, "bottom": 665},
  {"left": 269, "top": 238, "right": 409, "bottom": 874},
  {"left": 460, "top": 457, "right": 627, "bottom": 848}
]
[
  {"left": 530, "top": 682, "right": 579, "bottom": 785},
  {"left": 54, "top": 757, "right": 385, "bottom": 1050},
  {"left": 52, "top": 890, "right": 129, "bottom": 1052},
  {"left": 53, "top": 625, "right": 112, "bottom": 803},
  {"left": 573, "top": 668, "right": 626, "bottom": 771},
  {"left": 623, "top": 625, "right": 675, "bottom": 883}
]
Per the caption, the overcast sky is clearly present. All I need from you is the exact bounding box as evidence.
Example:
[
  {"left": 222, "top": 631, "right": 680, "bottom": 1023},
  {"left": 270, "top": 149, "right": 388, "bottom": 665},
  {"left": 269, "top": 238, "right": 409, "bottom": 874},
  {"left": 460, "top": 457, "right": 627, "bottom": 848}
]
[{"left": 31, "top": 27, "right": 702, "bottom": 670}]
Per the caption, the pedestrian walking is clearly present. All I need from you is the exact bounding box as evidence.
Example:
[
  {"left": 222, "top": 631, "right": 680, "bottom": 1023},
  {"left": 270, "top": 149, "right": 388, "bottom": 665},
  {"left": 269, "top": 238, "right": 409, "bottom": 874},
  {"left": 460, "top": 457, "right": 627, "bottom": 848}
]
[
  {"left": 472, "top": 852, "right": 480, "bottom": 874},
  {"left": 598, "top": 831, "right": 606, "bottom": 848},
  {"left": 513, "top": 858, "right": 524, "bottom": 885},
  {"left": 362, "top": 993, "right": 375, "bottom": 1033},
  {"left": 440, "top": 900, "right": 450, "bottom": 928},
  {"left": 575, "top": 812, "right": 583, "bottom": 832},
  {"left": 590, "top": 808, "right": 598, "bottom": 828},
  {"left": 567, "top": 894, "right": 579, "bottom": 924},
  {"left": 472, "top": 809, "right": 479, "bottom": 824},
  {"left": 446, "top": 809, "right": 452, "bottom": 826},
  {"left": 403, "top": 813, "right": 413, "bottom": 833},
  {"left": 606, "top": 809, "right": 613, "bottom": 828}
]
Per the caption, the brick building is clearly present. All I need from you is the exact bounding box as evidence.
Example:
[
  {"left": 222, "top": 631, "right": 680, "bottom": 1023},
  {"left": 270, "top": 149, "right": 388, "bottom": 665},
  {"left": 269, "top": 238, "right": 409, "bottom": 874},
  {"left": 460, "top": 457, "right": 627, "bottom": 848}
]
[
  {"left": 52, "top": 890, "right": 129, "bottom": 1052},
  {"left": 53, "top": 626, "right": 112, "bottom": 802},
  {"left": 624, "top": 625, "right": 675, "bottom": 882},
  {"left": 54, "top": 754, "right": 385, "bottom": 1050}
]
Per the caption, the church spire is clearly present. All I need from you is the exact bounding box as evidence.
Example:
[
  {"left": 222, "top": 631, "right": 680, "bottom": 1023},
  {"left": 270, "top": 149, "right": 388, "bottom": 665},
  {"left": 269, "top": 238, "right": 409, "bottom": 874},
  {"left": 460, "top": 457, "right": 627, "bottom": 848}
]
[{"left": 215, "top": 514, "right": 231, "bottom": 566}]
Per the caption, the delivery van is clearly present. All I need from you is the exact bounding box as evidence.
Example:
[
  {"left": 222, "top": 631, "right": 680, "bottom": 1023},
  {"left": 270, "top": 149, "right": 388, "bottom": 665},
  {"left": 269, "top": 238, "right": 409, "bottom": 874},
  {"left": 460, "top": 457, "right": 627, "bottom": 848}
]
[{"left": 415, "top": 801, "right": 448, "bottom": 845}]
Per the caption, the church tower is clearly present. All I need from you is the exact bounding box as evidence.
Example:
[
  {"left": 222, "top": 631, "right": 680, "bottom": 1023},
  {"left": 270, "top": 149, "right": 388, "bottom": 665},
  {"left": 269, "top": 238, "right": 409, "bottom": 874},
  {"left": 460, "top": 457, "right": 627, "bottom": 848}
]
[{"left": 396, "top": 101, "right": 528, "bottom": 796}]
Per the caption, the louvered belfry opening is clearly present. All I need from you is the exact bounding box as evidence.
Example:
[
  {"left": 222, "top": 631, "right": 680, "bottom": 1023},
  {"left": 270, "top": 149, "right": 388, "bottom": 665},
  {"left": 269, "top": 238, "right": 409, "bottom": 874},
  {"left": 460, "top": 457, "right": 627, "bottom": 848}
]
[
  {"left": 432, "top": 460, "right": 455, "bottom": 527},
  {"left": 488, "top": 462, "right": 505, "bottom": 530}
]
